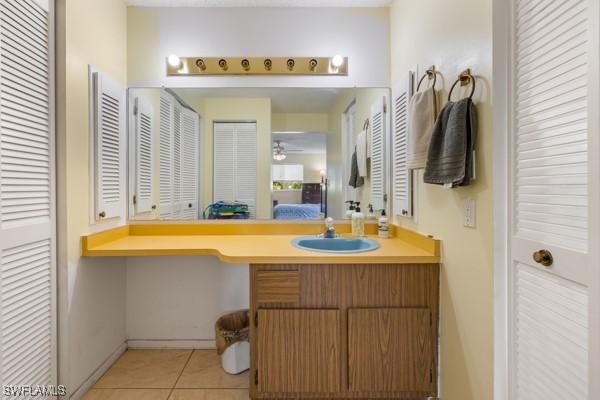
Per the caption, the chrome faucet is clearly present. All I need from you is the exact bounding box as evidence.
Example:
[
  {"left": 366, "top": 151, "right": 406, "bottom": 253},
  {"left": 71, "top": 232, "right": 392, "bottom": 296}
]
[{"left": 322, "top": 217, "right": 336, "bottom": 238}]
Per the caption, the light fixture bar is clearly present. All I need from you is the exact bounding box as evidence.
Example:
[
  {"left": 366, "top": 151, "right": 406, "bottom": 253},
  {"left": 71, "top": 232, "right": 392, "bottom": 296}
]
[{"left": 166, "top": 56, "right": 348, "bottom": 76}]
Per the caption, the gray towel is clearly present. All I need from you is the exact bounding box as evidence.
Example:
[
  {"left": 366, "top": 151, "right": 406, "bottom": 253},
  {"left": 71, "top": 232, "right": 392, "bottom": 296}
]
[
  {"left": 348, "top": 150, "right": 364, "bottom": 188},
  {"left": 423, "top": 98, "right": 477, "bottom": 187}
]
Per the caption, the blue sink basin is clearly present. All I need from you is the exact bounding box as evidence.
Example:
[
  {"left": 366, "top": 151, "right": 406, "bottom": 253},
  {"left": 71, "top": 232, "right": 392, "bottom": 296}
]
[{"left": 291, "top": 236, "right": 380, "bottom": 254}]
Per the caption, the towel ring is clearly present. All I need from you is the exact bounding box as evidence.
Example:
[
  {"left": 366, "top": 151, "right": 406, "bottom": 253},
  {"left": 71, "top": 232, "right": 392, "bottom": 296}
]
[
  {"left": 416, "top": 66, "right": 437, "bottom": 92},
  {"left": 448, "top": 69, "right": 476, "bottom": 101}
]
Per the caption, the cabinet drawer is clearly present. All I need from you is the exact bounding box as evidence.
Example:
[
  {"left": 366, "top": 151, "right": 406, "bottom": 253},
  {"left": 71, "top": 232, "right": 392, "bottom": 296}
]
[{"left": 256, "top": 270, "right": 300, "bottom": 304}]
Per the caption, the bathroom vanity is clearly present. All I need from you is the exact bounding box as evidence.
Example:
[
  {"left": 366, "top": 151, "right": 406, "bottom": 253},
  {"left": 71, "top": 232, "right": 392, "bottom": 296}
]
[
  {"left": 250, "top": 262, "right": 439, "bottom": 399},
  {"left": 82, "top": 221, "right": 440, "bottom": 399}
]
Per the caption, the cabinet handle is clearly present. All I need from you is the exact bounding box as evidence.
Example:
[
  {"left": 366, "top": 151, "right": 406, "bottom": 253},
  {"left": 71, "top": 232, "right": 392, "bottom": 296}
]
[
  {"left": 98, "top": 211, "right": 106, "bottom": 218},
  {"left": 532, "top": 249, "right": 553, "bottom": 267}
]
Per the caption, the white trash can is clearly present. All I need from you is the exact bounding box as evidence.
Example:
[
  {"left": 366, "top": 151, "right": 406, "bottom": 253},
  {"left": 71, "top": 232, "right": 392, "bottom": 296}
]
[
  {"left": 221, "top": 340, "right": 250, "bottom": 374},
  {"left": 215, "top": 310, "right": 249, "bottom": 375}
]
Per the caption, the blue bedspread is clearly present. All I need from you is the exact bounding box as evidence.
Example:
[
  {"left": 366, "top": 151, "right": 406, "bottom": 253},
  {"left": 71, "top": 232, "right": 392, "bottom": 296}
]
[{"left": 273, "top": 204, "right": 321, "bottom": 220}]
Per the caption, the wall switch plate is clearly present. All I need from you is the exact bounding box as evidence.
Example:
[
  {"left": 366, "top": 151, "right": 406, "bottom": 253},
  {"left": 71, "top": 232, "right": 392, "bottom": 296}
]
[{"left": 464, "top": 198, "right": 476, "bottom": 228}]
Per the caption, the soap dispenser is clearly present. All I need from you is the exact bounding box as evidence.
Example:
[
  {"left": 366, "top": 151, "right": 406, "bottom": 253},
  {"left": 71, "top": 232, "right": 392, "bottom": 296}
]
[
  {"left": 367, "top": 203, "right": 376, "bottom": 220},
  {"left": 351, "top": 202, "right": 365, "bottom": 237},
  {"left": 344, "top": 201, "right": 356, "bottom": 219},
  {"left": 378, "top": 209, "right": 389, "bottom": 238}
]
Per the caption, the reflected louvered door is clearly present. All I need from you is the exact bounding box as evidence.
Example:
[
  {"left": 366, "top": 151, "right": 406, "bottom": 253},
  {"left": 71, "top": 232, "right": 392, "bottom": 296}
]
[
  {"left": 0, "top": 0, "right": 55, "bottom": 391},
  {"left": 234, "top": 123, "right": 257, "bottom": 219},
  {"left": 510, "top": 0, "right": 592, "bottom": 398},
  {"left": 134, "top": 96, "right": 154, "bottom": 214},
  {"left": 159, "top": 94, "right": 174, "bottom": 219},
  {"left": 179, "top": 108, "right": 199, "bottom": 220},
  {"left": 370, "top": 97, "right": 386, "bottom": 210},
  {"left": 392, "top": 72, "right": 413, "bottom": 217},
  {"left": 171, "top": 106, "right": 182, "bottom": 219},
  {"left": 93, "top": 71, "right": 124, "bottom": 220},
  {"left": 213, "top": 122, "right": 235, "bottom": 205}
]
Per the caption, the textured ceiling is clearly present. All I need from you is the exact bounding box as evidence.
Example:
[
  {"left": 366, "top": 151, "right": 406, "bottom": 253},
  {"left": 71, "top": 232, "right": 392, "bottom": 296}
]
[{"left": 125, "top": 0, "right": 391, "bottom": 7}]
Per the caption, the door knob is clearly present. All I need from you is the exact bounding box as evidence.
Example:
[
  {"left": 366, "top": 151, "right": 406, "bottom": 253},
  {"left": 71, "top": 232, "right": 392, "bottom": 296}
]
[
  {"left": 99, "top": 211, "right": 106, "bottom": 218},
  {"left": 532, "top": 249, "right": 553, "bottom": 267}
]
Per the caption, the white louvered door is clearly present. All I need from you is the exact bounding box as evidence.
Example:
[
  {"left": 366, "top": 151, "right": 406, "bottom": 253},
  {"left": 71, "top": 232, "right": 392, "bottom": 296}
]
[
  {"left": 133, "top": 96, "right": 154, "bottom": 215},
  {"left": 93, "top": 71, "right": 124, "bottom": 220},
  {"left": 392, "top": 72, "right": 413, "bottom": 218},
  {"left": 509, "top": 0, "right": 593, "bottom": 398},
  {"left": 213, "top": 122, "right": 256, "bottom": 219},
  {"left": 370, "top": 97, "right": 387, "bottom": 210},
  {"left": 0, "top": 0, "right": 56, "bottom": 391},
  {"left": 180, "top": 107, "right": 199, "bottom": 220},
  {"left": 234, "top": 122, "right": 257, "bottom": 219},
  {"left": 159, "top": 93, "right": 174, "bottom": 219}
]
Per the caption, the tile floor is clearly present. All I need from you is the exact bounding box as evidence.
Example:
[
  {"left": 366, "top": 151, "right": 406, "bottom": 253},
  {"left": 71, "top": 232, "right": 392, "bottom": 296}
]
[{"left": 83, "top": 349, "right": 249, "bottom": 400}]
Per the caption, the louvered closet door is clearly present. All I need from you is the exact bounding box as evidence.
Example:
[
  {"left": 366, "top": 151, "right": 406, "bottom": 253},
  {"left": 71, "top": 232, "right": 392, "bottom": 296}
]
[
  {"left": 159, "top": 94, "right": 174, "bottom": 219},
  {"left": 213, "top": 122, "right": 235, "bottom": 205},
  {"left": 510, "top": 0, "right": 592, "bottom": 398},
  {"left": 370, "top": 97, "right": 387, "bottom": 210},
  {"left": 179, "top": 108, "right": 199, "bottom": 220},
  {"left": 234, "top": 123, "right": 257, "bottom": 219},
  {"left": 0, "top": 0, "right": 55, "bottom": 390},
  {"left": 392, "top": 73, "right": 412, "bottom": 218},
  {"left": 171, "top": 106, "right": 182, "bottom": 219},
  {"left": 134, "top": 96, "right": 154, "bottom": 215}
]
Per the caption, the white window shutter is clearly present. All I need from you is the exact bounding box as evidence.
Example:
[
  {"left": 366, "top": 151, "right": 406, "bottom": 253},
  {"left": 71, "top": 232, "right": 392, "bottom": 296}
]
[
  {"left": 134, "top": 96, "right": 154, "bottom": 214},
  {"left": 0, "top": 0, "right": 55, "bottom": 390},
  {"left": 213, "top": 122, "right": 235, "bottom": 205},
  {"left": 234, "top": 122, "right": 257, "bottom": 219},
  {"left": 392, "top": 72, "right": 413, "bottom": 218},
  {"left": 93, "top": 71, "right": 124, "bottom": 220},
  {"left": 370, "top": 96, "right": 387, "bottom": 210},
  {"left": 159, "top": 93, "right": 174, "bottom": 219},
  {"left": 180, "top": 107, "right": 199, "bottom": 220}
]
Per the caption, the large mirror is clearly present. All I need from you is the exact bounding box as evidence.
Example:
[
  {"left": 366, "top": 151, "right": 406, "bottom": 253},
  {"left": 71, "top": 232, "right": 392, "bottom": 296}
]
[{"left": 127, "top": 87, "right": 391, "bottom": 221}]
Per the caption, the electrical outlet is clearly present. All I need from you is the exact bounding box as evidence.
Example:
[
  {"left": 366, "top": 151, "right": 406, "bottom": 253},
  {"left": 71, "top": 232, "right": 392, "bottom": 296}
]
[{"left": 464, "top": 198, "right": 476, "bottom": 228}]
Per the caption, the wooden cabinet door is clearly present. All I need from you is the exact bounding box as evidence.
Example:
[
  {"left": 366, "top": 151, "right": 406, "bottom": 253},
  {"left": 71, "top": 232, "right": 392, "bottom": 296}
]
[
  {"left": 348, "top": 308, "right": 435, "bottom": 393},
  {"left": 257, "top": 309, "right": 340, "bottom": 394}
]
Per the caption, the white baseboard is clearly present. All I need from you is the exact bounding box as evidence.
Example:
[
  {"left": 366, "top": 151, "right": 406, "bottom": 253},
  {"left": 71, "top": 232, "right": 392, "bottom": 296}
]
[
  {"left": 127, "top": 339, "right": 216, "bottom": 349},
  {"left": 69, "top": 341, "right": 127, "bottom": 400}
]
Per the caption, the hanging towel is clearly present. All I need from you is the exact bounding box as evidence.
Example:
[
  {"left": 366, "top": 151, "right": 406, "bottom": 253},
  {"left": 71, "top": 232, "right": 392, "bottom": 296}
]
[
  {"left": 356, "top": 130, "right": 368, "bottom": 177},
  {"left": 423, "top": 98, "right": 477, "bottom": 187},
  {"left": 348, "top": 150, "right": 364, "bottom": 188},
  {"left": 407, "top": 87, "right": 437, "bottom": 169}
]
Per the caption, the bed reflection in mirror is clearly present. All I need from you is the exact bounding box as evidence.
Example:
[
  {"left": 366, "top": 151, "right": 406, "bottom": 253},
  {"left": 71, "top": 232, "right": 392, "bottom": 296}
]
[{"left": 127, "top": 87, "right": 390, "bottom": 221}]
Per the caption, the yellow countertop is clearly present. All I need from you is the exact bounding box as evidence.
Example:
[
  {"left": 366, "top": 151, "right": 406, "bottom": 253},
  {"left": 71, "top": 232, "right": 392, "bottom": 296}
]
[{"left": 81, "top": 221, "right": 440, "bottom": 264}]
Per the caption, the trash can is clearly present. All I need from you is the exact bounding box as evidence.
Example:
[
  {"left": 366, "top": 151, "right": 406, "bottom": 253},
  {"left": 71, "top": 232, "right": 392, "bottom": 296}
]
[{"left": 215, "top": 309, "right": 250, "bottom": 374}]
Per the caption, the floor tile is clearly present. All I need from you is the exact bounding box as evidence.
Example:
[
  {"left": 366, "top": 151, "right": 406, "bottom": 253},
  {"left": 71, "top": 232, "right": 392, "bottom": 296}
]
[
  {"left": 82, "top": 389, "right": 171, "bottom": 400},
  {"left": 176, "top": 350, "right": 249, "bottom": 389},
  {"left": 94, "top": 349, "right": 192, "bottom": 389},
  {"left": 169, "top": 389, "right": 250, "bottom": 400}
]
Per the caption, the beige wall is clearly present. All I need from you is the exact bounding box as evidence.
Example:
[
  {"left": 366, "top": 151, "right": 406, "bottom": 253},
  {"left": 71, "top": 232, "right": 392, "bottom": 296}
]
[
  {"left": 327, "top": 88, "right": 389, "bottom": 219},
  {"left": 126, "top": 7, "right": 390, "bottom": 88},
  {"left": 176, "top": 94, "right": 272, "bottom": 219},
  {"left": 56, "top": 0, "right": 128, "bottom": 395},
  {"left": 272, "top": 113, "right": 329, "bottom": 132},
  {"left": 390, "top": 1, "right": 494, "bottom": 399}
]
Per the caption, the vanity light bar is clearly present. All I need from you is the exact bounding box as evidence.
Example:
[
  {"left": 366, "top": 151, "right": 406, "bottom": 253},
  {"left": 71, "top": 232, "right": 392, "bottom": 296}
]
[{"left": 166, "top": 56, "right": 348, "bottom": 76}]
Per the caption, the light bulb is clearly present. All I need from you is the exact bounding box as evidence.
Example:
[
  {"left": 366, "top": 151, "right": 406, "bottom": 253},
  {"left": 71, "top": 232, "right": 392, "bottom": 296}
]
[
  {"left": 167, "top": 54, "right": 182, "bottom": 68},
  {"left": 331, "top": 55, "right": 344, "bottom": 68}
]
